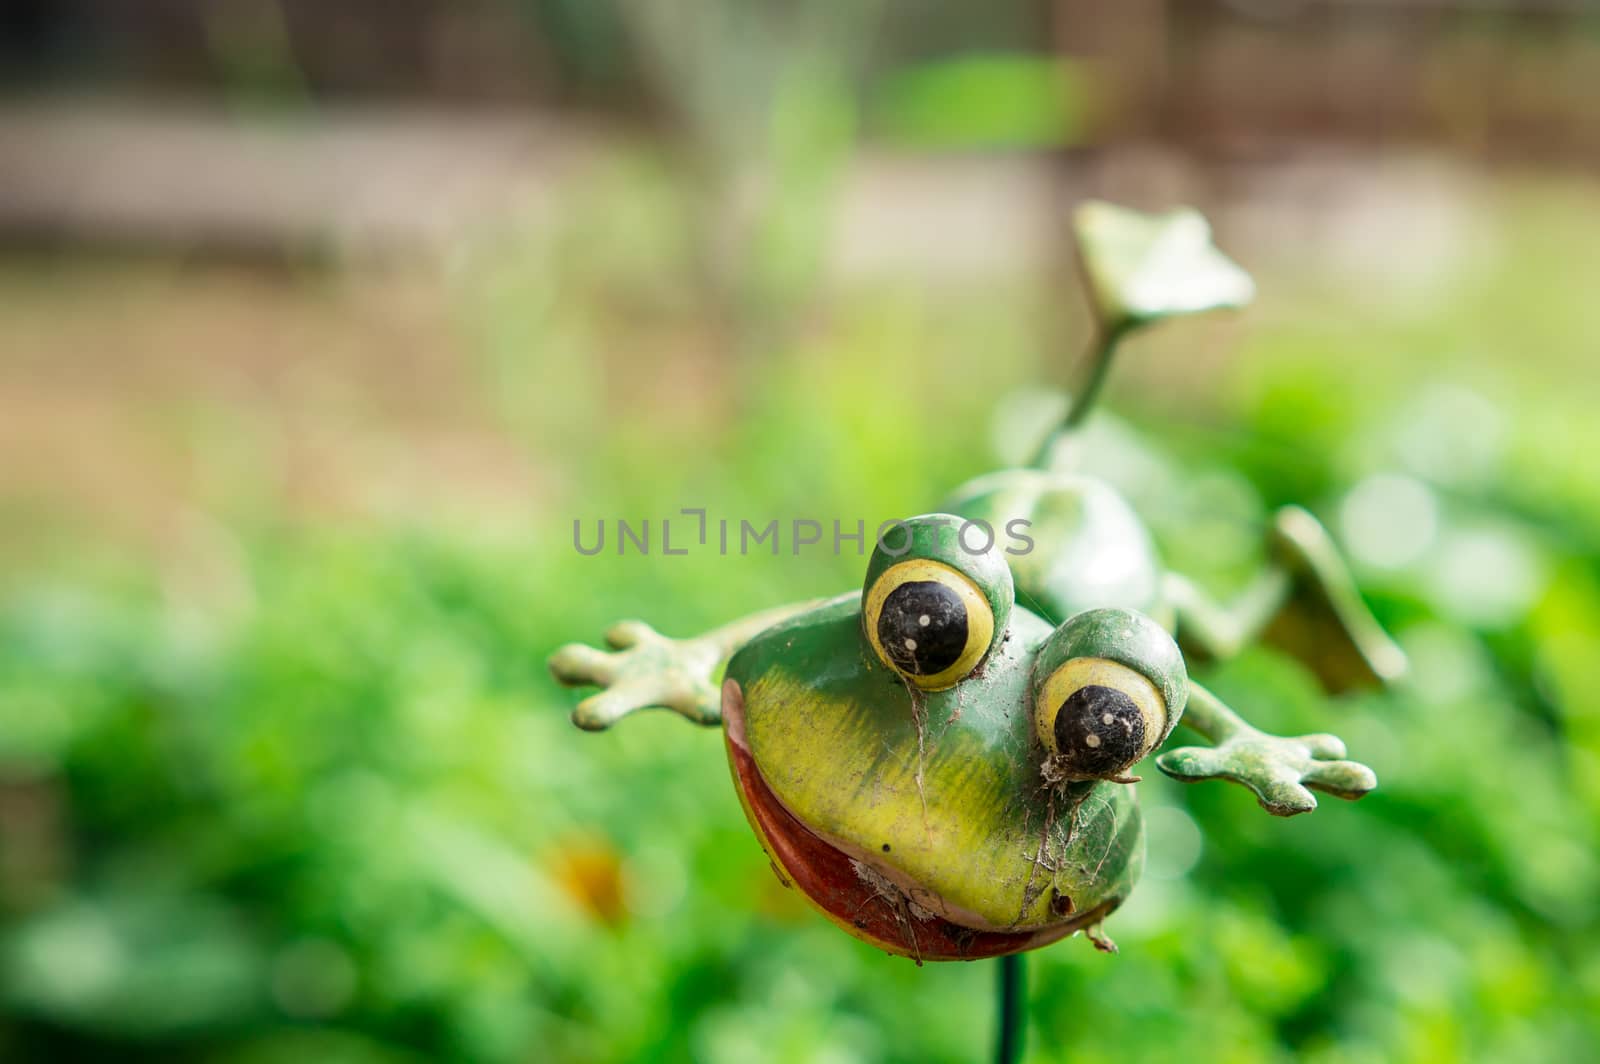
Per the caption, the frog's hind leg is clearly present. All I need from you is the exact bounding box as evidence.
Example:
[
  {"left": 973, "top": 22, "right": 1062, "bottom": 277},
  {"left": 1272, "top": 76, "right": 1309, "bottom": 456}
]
[{"left": 1165, "top": 505, "right": 1406, "bottom": 693}]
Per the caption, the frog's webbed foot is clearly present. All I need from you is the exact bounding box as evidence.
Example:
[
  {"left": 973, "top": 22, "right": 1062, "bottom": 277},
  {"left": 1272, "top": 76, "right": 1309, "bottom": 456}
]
[
  {"left": 1155, "top": 682, "right": 1376, "bottom": 816},
  {"left": 549, "top": 620, "right": 723, "bottom": 730},
  {"left": 1157, "top": 731, "right": 1376, "bottom": 817}
]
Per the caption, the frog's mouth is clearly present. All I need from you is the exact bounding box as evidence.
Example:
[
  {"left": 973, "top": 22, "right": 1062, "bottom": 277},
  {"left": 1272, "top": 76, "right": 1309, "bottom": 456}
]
[{"left": 722, "top": 678, "right": 1109, "bottom": 962}]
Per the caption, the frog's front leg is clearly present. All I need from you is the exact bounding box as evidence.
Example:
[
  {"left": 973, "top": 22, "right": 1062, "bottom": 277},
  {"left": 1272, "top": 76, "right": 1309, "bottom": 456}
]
[
  {"left": 549, "top": 603, "right": 820, "bottom": 730},
  {"left": 1156, "top": 682, "right": 1377, "bottom": 816},
  {"left": 1165, "top": 505, "right": 1406, "bottom": 692}
]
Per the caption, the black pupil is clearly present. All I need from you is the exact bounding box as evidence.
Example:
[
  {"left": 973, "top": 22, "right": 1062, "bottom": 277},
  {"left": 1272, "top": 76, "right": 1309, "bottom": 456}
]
[
  {"left": 877, "top": 580, "right": 969, "bottom": 676},
  {"left": 1052, "top": 684, "right": 1146, "bottom": 777}
]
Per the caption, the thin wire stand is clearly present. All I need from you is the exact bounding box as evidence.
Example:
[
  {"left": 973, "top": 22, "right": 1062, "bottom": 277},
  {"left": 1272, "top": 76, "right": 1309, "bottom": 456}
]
[{"left": 995, "top": 953, "right": 1025, "bottom": 1064}]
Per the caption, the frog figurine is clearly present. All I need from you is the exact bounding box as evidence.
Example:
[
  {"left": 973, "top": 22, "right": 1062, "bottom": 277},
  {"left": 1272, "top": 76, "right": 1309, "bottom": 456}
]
[{"left": 549, "top": 202, "right": 1404, "bottom": 962}]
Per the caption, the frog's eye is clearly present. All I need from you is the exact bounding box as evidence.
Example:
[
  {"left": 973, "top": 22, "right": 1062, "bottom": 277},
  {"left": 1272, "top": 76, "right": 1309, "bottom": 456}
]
[
  {"left": 1034, "top": 657, "right": 1166, "bottom": 780},
  {"left": 1030, "top": 608, "right": 1188, "bottom": 782},
  {"left": 864, "top": 559, "right": 994, "bottom": 691},
  {"left": 860, "top": 513, "right": 1013, "bottom": 691}
]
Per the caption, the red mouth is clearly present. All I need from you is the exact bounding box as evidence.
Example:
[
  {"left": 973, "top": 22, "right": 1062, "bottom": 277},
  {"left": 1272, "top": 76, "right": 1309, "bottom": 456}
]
[{"left": 722, "top": 679, "right": 1110, "bottom": 962}]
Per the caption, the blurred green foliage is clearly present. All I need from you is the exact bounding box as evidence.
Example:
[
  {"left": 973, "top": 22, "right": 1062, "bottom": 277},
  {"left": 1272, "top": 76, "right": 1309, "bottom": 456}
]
[
  {"left": 2, "top": 156, "right": 1599, "bottom": 1064},
  {"left": 874, "top": 56, "right": 1087, "bottom": 150}
]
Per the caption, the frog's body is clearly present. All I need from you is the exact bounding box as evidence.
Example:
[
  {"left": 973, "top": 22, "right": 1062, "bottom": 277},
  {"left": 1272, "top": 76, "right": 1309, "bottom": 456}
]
[
  {"left": 726, "top": 594, "right": 1140, "bottom": 960},
  {"left": 549, "top": 202, "right": 1402, "bottom": 963},
  {"left": 945, "top": 469, "right": 1166, "bottom": 623}
]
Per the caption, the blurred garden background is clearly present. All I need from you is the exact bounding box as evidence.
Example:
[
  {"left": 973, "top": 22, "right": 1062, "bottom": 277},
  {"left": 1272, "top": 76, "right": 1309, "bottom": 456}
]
[{"left": 3, "top": 2, "right": 1600, "bottom": 1062}]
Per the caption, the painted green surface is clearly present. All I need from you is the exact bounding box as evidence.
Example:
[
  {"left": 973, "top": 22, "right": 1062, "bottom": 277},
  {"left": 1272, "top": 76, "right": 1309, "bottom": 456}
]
[{"left": 728, "top": 596, "right": 1142, "bottom": 931}]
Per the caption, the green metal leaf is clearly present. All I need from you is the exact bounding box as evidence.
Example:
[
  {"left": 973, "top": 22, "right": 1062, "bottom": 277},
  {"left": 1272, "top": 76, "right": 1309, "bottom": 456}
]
[{"left": 1074, "top": 201, "right": 1255, "bottom": 331}]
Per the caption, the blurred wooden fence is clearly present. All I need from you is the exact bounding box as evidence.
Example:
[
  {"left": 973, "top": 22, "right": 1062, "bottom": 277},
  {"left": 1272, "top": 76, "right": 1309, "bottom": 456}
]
[
  {"left": 5, "top": 0, "right": 1599, "bottom": 161},
  {"left": 1052, "top": 0, "right": 1600, "bottom": 161}
]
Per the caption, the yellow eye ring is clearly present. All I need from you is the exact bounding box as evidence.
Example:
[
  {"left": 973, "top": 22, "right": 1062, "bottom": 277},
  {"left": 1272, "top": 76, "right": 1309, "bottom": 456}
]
[
  {"left": 1035, "top": 657, "right": 1167, "bottom": 777},
  {"left": 864, "top": 559, "right": 995, "bottom": 691}
]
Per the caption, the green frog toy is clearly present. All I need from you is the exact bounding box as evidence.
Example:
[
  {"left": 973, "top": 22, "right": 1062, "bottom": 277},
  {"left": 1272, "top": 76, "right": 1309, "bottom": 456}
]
[{"left": 549, "top": 203, "right": 1403, "bottom": 963}]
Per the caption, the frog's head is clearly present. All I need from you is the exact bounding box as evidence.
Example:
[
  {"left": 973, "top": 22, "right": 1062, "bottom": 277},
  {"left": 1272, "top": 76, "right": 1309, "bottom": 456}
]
[{"left": 723, "top": 514, "right": 1188, "bottom": 960}]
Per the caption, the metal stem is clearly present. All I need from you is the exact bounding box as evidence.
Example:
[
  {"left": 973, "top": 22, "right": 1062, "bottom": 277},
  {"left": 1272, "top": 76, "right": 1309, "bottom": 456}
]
[
  {"left": 1030, "top": 321, "right": 1129, "bottom": 468},
  {"left": 1063, "top": 322, "right": 1124, "bottom": 432},
  {"left": 995, "top": 953, "right": 1025, "bottom": 1064}
]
